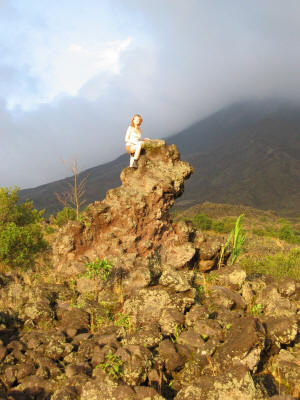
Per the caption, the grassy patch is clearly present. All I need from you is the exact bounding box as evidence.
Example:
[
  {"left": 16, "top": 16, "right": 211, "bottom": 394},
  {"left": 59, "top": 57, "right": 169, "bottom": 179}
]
[
  {"left": 240, "top": 248, "right": 300, "bottom": 280},
  {"left": 252, "top": 220, "right": 300, "bottom": 245}
]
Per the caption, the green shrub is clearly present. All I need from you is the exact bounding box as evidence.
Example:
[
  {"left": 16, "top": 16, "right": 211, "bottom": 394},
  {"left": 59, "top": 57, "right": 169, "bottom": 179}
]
[
  {"left": 84, "top": 258, "right": 112, "bottom": 281},
  {"left": 192, "top": 214, "right": 212, "bottom": 230},
  {"left": 114, "top": 313, "right": 131, "bottom": 330},
  {"left": 212, "top": 220, "right": 225, "bottom": 233},
  {"left": 0, "top": 187, "right": 46, "bottom": 269},
  {"left": 0, "top": 187, "right": 43, "bottom": 225},
  {"left": 191, "top": 213, "right": 234, "bottom": 234},
  {"left": 279, "top": 224, "right": 296, "bottom": 242},
  {"left": 97, "top": 350, "right": 124, "bottom": 379},
  {"left": 44, "top": 226, "right": 55, "bottom": 234},
  {"left": 54, "top": 207, "right": 77, "bottom": 226}
]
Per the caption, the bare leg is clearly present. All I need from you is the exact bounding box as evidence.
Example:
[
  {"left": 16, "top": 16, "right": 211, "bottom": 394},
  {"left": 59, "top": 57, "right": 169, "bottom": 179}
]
[
  {"left": 133, "top": 141, "right": 143, "bottom": 160},
  {"left": 129, "top": 155, "right": 135, "bottom": 167},
  {"left": 126, "top": 142, "right": 144, "bottom": 167}
]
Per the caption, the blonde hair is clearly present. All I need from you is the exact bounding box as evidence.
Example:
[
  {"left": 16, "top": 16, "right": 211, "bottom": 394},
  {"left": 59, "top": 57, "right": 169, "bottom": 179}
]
[{"left": 130, "top": 114, "right": 143, "bottom": 127}]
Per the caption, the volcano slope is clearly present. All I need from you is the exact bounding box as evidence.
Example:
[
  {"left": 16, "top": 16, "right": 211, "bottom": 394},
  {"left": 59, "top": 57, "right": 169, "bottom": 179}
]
[{"left": 0, "top": 140, "right": 299, "bottom": 400}]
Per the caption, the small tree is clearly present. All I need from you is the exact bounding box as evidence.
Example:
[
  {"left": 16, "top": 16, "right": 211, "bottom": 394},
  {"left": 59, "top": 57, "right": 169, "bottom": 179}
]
[{"left": 55, "top": 158, "right": 88, "bottom": 221}]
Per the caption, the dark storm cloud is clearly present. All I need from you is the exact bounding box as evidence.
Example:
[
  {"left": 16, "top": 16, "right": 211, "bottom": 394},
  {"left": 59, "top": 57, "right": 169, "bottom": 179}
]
[{"left": 1, "top": 0, "right": 300, "bottom": 188}]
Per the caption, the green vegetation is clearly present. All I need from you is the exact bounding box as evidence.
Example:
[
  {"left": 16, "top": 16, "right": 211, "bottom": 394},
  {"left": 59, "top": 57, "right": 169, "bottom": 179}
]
[
  {"left": 0, "top": 187, "right": 47, "bottom": 269},
  {"left": 201, "top": 333, "right": 208, "bottom": 341},
  {"left": 91, "top": 312, "right": 114, "bottom": 332},
  {"left": 191, "top": 213, "right": 235, "bottom": 233},
  {"left": 84, "top": 258, "right": 112, "bottom": 281},
  {"left": 216, "top": 214, "right": 246, "bottom": 266},
  {"left": 114, "top": 313, "right": 131, "bottom": 330},
  {"left": 170, "top": 324, "right": 184, "bottom": 343},
  {"left": 176, "top": 204, "right": 300, "bottom": 247},
  {"left": 252, "top": 219, "right": 300, "bottom": 245},
  {"left": 53, "top": 207, "right": 77, "bottom": 226},
  {"left": 97, "top": 350, "right": 124, "bottom": 379},
  {"left": 241, "top": 248, "right": 300, "bottom": 281},
  {"left": 230, "top": 214, "right": 246, "bottom": 265},
  {"left": 251, "top": 304, "right": 263, "bottom": 316}
]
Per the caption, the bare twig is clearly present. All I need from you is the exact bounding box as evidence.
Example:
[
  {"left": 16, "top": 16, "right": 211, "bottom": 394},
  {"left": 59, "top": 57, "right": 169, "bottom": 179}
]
[{"left": 55, "top": 157, "right": 88, "bottom": 220}]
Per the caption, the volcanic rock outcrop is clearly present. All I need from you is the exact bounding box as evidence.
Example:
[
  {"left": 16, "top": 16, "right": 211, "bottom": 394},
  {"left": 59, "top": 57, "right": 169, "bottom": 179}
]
[{"left": 53, "top": 140, "right": 197, "bottom": 278}]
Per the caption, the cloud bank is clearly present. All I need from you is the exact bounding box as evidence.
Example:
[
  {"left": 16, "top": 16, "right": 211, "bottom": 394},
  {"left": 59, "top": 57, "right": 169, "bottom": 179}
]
[{"left": 1, "top": 0, "right": 300, "bottom": 188}]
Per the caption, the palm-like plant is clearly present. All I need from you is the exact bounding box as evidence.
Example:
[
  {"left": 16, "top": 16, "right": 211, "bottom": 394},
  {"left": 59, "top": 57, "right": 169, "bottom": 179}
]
[
  {"left": 231, "top": 214, "right": 246, "bottom": 264},
  {"left": 218, "top": 214, "right": 245, "bottom": 267}
]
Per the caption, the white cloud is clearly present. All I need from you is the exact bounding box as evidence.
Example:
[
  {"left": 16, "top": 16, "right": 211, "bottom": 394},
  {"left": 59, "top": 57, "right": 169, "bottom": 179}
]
[
  {"left": 50, "top": 38, "right": 132, "bottom": 98},
  {"left": 7, "top": 38, "right": 132, "bottom": 109}
]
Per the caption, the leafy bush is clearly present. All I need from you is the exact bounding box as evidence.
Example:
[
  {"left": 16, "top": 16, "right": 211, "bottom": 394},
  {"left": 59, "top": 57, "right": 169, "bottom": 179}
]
[
  {"left": 44, "top": 226, "right": 55, "bottom": 234},
  {"left": 0, "top": 187, "right": 46, "bottom": 269},
  {"left": 53, "top": 207, "right": 77, "bottom": 226},
  {"left": 279, "top": 224, "right": 295, "bottom": 242},
  {"left": 0, "top": 187, "right": 42, "bottom": 225},
  {"left": 97, "top": 350, "right": 124, "bottom": 379},
  {"left": 84, "top": 258, "right": 112, "bottom": 281},
  {"left": 192, "top": 214, "right": 212, "bottom": 231}
]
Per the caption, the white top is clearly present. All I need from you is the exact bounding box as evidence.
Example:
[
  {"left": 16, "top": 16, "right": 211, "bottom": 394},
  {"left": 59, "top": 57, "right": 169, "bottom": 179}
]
[{"left": 125, "top": 126, "right": 141, "bottom": 145}]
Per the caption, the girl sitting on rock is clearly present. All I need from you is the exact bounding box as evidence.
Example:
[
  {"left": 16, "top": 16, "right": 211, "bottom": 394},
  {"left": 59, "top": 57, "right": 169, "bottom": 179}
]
[{"left": 125, "top": 114, "right": 150, "bottom": 168}]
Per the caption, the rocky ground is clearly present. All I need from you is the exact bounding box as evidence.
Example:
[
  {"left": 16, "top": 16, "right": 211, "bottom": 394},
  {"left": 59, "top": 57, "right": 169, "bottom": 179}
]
[{"left": 0, "top": 140, "right": 299, "bottom": 400}]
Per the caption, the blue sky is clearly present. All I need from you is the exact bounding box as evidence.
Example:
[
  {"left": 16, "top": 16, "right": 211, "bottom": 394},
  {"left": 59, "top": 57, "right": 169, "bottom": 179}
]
[{"left": 1, "top": 0, "right": 300, "bottom": 187}]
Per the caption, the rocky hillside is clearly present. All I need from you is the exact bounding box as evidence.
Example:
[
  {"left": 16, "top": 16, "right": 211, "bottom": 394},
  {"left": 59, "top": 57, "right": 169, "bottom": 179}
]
[
  {"left": 0, "top": 141, "right": 299, "bottom": 399},
  {"left": 19, "top": 98, "right": 300, "bottom": 217}
]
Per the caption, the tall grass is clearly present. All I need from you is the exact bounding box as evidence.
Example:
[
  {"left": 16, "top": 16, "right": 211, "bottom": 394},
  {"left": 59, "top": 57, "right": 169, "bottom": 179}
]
[
  {"left": 252, "top": 220, "right": 300, "bottom": 245},
  {"left": 240, "top": 248, "right": 300, "bottom": 280}
]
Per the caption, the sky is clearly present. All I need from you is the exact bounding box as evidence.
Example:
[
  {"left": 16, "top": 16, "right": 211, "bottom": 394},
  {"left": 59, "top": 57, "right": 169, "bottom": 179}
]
[{"left": 1, "top": 0, "right": 300, "bottom": 188}]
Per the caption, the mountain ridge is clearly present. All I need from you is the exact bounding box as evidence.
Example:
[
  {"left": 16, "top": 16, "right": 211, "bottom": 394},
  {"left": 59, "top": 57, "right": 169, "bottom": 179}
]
[{"left": 19, "top": 98, "right": 300, "bottom": 216}]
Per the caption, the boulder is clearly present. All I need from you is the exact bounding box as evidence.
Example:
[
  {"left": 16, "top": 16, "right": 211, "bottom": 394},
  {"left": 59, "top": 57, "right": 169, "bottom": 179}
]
[
  {"left": 122, "top": 324, "right": 162, "bottom": 348},
  {"left": 157, "top": 339, "right": 186, "bottom": 373},
  {"left": 159, "top": 308, "right": 185, "bottom": 336},
  {"left": 122, "top": 287, "right": 179, "bottom": 326},
  {"left": 213, "top": 264, "right": 247, "bottom": 290},
  {"left": 270, "top": 348, "right": 300, "bottom": 397},
  {"left": 174, "top": 365, "right": 257, "bottom": 400},
  {"left": 215, "top": 316, "right": 266, "bottom": 372},
  {"left": 261, "top": 315, "right": 298, "bottom": 346},
  {"left": 114, "top": 344, "right": 152, "bottom": 386},
  {"left": 159, "top": 266, "right": 193, "bottom": 292},
  {"left": 207, "top": 286, "right": 246, "bottom": 311}
]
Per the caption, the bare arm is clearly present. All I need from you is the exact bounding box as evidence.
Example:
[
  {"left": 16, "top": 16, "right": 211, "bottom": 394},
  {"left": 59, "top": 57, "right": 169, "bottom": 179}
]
[{"left": 125, "top": 126, "right": 132, "bottom": 143}]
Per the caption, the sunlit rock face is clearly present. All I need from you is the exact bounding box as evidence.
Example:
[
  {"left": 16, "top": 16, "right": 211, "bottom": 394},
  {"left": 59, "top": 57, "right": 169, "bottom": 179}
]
[{"left": 53, "top": 140, "right": 195, "bottom": 276}]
